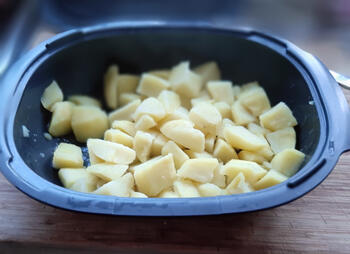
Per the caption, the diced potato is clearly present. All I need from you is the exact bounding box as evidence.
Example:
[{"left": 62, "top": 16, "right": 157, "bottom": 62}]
[
  {"left": 87, "top": 138, "right": 136, "bottom": 164},
  {"left": 52, "top": 143, "right": 83, "bottom": 169},
  {"left": 133, "top": 131, "right": 154, "bottom": 162},
  {"left": 108, "top": 99, "right": 141, "bottom": 123},
  {"left": 226, "top": 172, "right": 253, "bottom": 194},
  {"left": 222, "top": 159, "right": 267, "bottom": 185},
  {"left": 148, "top": 69, "right": 171, "bottom": 80},
  {"left": 116, "top": 74, "right": 140, "bottom": 96},
  {"left": 161, "top": 141, "right": 189, "bottom": 169},
  {"left": 158, "top": 90, "right": 181, "bottom": 113},
  {"left": 217, "top": 118, "right": 235, "bottom": 138},
  {"left": 119, "top": 93, "right": 142, "bottom": 106},
  {"left": 137, "top": 74, "right": 170, "bottom": 97},
  {"left": 135, "top": 115, "right": 157, "bottom": 131},
  {"left": 158, "top": 189, "right": 179, "bottom": 198},
  {"left": 68, "top": 95, "right": 101, "bottom": 108},
  {"left": 255, "top": 134, "right": 274, "bottom": 160},
  {"left": 254, "top": 170, "right": 287, "bottom": 190},
  {"left": 158, "top": 107, "right": 190, "bottom": 127},
  {"left": 104, "top": 65, "right": 119, "bottom": 109},
  {"left": 179, "top": 94, "right": 192, "bottom": 110},
  {"left": 231, "top": 101, "right": 256, "bottom": 125},
  {"left": 133, "top": 97, "right": 166, "bottom": 122},
  {"left": 223, "top": 125, "right": 265, "bottom": 151},
  {"left": 71, "top": 106, "right": 109, "bottom": 142},
  {"left": 213, "top": 102, "right": 232, "bottom": 119},
  {"left": 41, "top": 80, "right": 63, "bottom": 111},
  {"left": 193, "top": 61, "right": 221, "bottom": 84},
  {"left": 160, "top": 120, "right": 205, "bottom": 152},
  {"left": 177, "top": 158, "right": 218, "bottom": 183},
  {"left": 211, "top": 164, "right": 226, "bottom": 188},
  {"left": 111, "top": 120, "right": 136, "bottom": 136},
  {"left": 150, "top": 131, "right": 169, "bottom": 156},
  {"left": 213, "top": 138, "right": 238, "bottom": 163},
  {"left": 191, "top": 97, "right": 213, "bottom": 107},
  {"left": 49, "top": 101, "right": 73, "bottom": 137},
  {"left": 184, "top": 150, "right": 213, "bottom": 159},
  {"left": 104, "top": 129, "right": 133, "bottom": 148},
  {"left": 133, "top": 154, "right": 176, "bottom": 196},
  {"left": 232, "top": 85, "right": 241, "bottom": 100},
  {"left": 130, "top": 191, "right": 148, "bottom": 198},
  {"left": 87, "top": 139, "right": 104, "bottom": 164},
  {"left": 238, "top": 151, "right": 267, "bottom": 164},
  {"left": 239, "top": 87, "right": 271, "bottom": 116},
  {"left": 58, "top": 168, "right": 88, "bottom": 188},
  {"left": 259, "top": 102, "right": 297, "bottom": 131},
  {"left": 207, "top": 81, "right": 234, "bottom": 105},
  {"left": 169, "top": 61, "right": 203, "bottom": 98},
  {"left": 86, "top": 163, "right": 128, "bottom": 181},
  {"left": 69, "top": 173, "right": 99, "bottom": 193},
  {"left": 240, "top": 81, "right": 260, "bottom": 92},
  {"left": 266, "top": 127, "right": 296, "bottom": 154},
  {"left": 189, "top": 102, "right": 222, "bottom": 135},
  {"left": 271, "top": 148, "right": 305, "bottom": 177},
  {"left": 173, "top": 179, "right": 200, "bottom": 197},
  {"left": 247, "top": 123, "right": 270, "bottom": 136},
  {"left": 205, "top": 134, "right": 216, "bottom": 153},
  {"left": 197, "top": 183, "right": 222, "bottom": 197},
  {"left": 94, "top": 173, "right": 134, "bottom": 197}
]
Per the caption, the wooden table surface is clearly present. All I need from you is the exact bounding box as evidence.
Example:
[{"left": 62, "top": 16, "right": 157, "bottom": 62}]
[{"left": 1, "top": 90, "right": 350, "bottom": 254}]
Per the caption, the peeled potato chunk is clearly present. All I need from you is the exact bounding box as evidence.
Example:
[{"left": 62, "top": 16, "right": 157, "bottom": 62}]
[
  {"left": 189, "top": 102, "right": 222, "bottom": 135},
  {"left": 94, "top": 173, "right": 134, "bottom": 197},
  {"left": 205, "top": 134, "right": 216, "bottom": 153},
  {"left": 266, "top": 127, "right": 296, "bottom": 154},
  {"left": 222, "top": 159, "right": 267, "bottom": 185},
  {"left": 213, "top": 138, "right": 238, "bottom": 163},
  {"left": 197, "top": 183, "right": 222, "bottom": 197},
  {"left": 223, "top": 125, "right": 265, "bottom": 151},
  {"left": 254, "top": 170, "right": 288, "bottom": 190},
  {"left": 104, "top": 129, "right": 133, "bottom": 148},
  {"left": 58, "top": 168, "right": 88, "bottom": 188},
  {"left": 239, "top": 87, "right": 271, "bottom": 116},
  {"left": 217, "top": 118, "right": 235, "bottom": 138},
  {"left": 133, "top": 131, "right": 154, "bottom": 162},
  {"left": 130, "top": 191, "right": 148, "bottom": 198},
  {"left": 137, "top": 73, "right": 170, "bottom": 97},
  {"left": 213, "top": 102, "right": 232, "bottom": 119},
  {"left": 240, "top": 81, "right": 260, "bottom": 93},
  {"left": 225, "top": 172, "right": 253, "bottom": 194},
  {"left": 135, "top": 114, "right": 157, "bottom": 131},
  {"left": 69, "top": 173, "right": 99, "bottom": 193},
  {"left": 158, "top": 189, "right": 179, "bottom": 198},
  {"left": 271, "top": 148, "right": 305, "bottom": 177},
  {"left": 116, "top": 74, "right": 140, "bottom": 96},
  {"left": 185, "top": 150, "right": 213, "bottom": 159},
  {"left": 247, "top": 122, "right": 270, "bottom": 136},
  {"left": 169, "top": 61, "right": 203, "bottom": 98},
  {"left": 53, "top": 143, "right": 83, "bottom": 169},
  {"left": 86, "top": 163, "right": 128, "bottom": 181},
  {"left": 133, "top": 154, "right": 176, "bottom": 196},
  {"left": 160, "top": 119, "right": 205, "bottom": 152},
  {"left": 87, "top": 138, "right": 136, "bottom": 164},
  {"left": 148, "top": 69, "right": 171, "bottom": 80},
  {"left": 150, "top": 131, "right": 169, "bottom": 156},
  {"left": 104, "top": 65, "right": 119, "bottom": 109},
  {"left": 133, "top": 97, "right": 166, "bottom": 122},
  {"left": 173, "top": 179, "right": 200, "bottom": 198},
  {"left": 231, "top": 101, "right": 256, "bottom": 125},
  {"left": 158, "top": 107, "right": 190, "bottom": 128},
  {"left": 108, "top": 99, "right": 141, "bottom": 123},
  {"left": 259, "top": 102, "right": 297, "bottom": 131},
  {"left": 232, "top": 85, "right": 241, "bottom": 100},
  {"left": 207, "top": 81, "right": 234, "bottom": 105},
  {"left": 158, "top": 90, "right": 181, "bottom": 113},
  {"left": 41, "top": 80, "right": 63, "bottom": 111},
  {"left": 68, "top": 95, "right": 101, "bottom": 108},
  {"left": 238, "top": 150, "right": 267, "bottom": 165},
  {"left": 49, "top": 101, "right": 73, "bottom": 137},
  {"left": 177, "top": 158, "right": 218, "bottom": 183},
  {"left": 119, "top": 93, "right": 142, "bottom": 106},
  {"left": 193, "top": 61, "right": 221, "bottom": 84},
  {"left": 111, "top": 120, "right": 136, "bottom": 137},
  {"left": 161, "top": 140, "right": 189, "bottom": 169},
  {"left": 211, "top": 164, "right": 226, "bottom": 188},
  {"left": 71, "top": 106, "right": 109, "bottom": 142}
]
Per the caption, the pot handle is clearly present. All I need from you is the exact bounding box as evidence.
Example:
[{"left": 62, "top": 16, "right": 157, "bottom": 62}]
[{"left": 330, "top": 70, "right": 350, "bottom": 90}]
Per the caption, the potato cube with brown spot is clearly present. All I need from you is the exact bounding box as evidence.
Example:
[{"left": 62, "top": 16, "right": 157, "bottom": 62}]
[
  {"left": 94, "top": 173, "right": 134, "bottom": 197},
  {"left": 41, "top": 80, "right": 63, "bottom": 111},
  {"left": 193, "top": 61, "right": 221, "bottom": 84},
  {"left": 161, "top": 141, "right": 189, "bottom": 169},
  {"left": 173, "top": 179, "right": 200, "bottom": 197},
  {"left": 189, "top": 102, "right": 222, "bottom": 135},
  {"left": 207, "top": 81, "right": 234, "bottom": 105},
  {"left": 254, "top": 170, "right": 287, "bottom": 190},
  {"left": 223, "top": 125, "right": 265, "bottom": 151},
  {"left": 104, "top": 129, "right": 133, "bottom": 148},
  {"left": 53, "top": 143, "right": 83, "bottom": 169},
  {"left": 135, "top": 114, "right": 157, "bottom": 131},
  {"left": 86, "top": 163, "right": 128, "bottom": 181},
  {"left": 259, "top": 102, "right": 297, "bottom": 131},
  {"left": 271, "top": 148, "right": 305, "bottom": 177},
  {"left": 231, "top": 101, "right": 256, "bottom": 125},
  {"left": 266, "top": 127, "right": 296, "bottom": 154},
  {"left": 49, "top": 101, "right": 73, "bottom": 137},
  {"left": 177, "top": 158, "right": 218, "bottom": 183},
  {"left": 133, "top": 131, "right": 154, "bottom": 162},
  {"left": 108, "top": 99, "right": 141, "bottom": 123},
  {"left": 137, "top": 73, "right": 170, "bottom": 97},
  {"left": 213, "top": 138, "right": 238, "bottom": 163}
]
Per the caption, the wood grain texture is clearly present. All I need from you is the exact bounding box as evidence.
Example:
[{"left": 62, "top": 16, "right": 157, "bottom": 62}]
[{"left": 1, "top": 90, "right": 350, "bottom": 254}]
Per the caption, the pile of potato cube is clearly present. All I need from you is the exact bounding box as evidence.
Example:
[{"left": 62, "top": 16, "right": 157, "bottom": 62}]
[{"left": 41, "top": 61, "right": 305, "bottom": 198}]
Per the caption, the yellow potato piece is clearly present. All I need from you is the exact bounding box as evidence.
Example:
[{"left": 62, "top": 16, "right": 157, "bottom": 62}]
[
  {"left": 213, "top": 138, "right": 238, "bottom": 163},
  {"left": 148, "top": 69, "right": 171, "bottom": 80},
  {"left": 238, "top": 151, "right": 267, "bottom": 164},
  {"left": 189, "top": 102, "right": 222, "bottom": 135},
  {"left": 49, "top": 101, "right": 73, "bottom": 137},
  {"left": 179, "top": 94, "right": 192, "bottom": 110},
  {"left": 193, "top": 61, "right": 221, "bottom": 84},
  {"left": 259, "top": 102, "right": 297, "bottom": 131},
  {"left": 41, "top": 80, "right": 63, "bottom": 111},
  {"left": 111, "top": 120, "right": 136, "bottom": 137},
  {"left": 86, "top": 163, "right": 128, "bottom": 181},
  {"left": 223, "top": 125, "right": 265, "bottom": 151},
  {"left": 133, "top": 154, "right": 176, "bottom": 196},
  {"left": 158, "top": 106, "right": 190, "bottom": 128},
  {"left": 254, "top": 170, "right": 287, "bottom": 190},
  {"left": 222, "top": 159, "right": 267, "bottom": 185},
  {"left": 262, "top": 161, "right": 272, "bottom": 170},
  {"left": 135, "top": 114, "right": 157, "bottom": 131},
  {"left": 169, "top": 61, "right": 203, "bottom": 98},
  {"left": 197, "top": 183, "right": 222, "bottom": 197},
  {"left": 173, "top": 179, "right": 200, "bottom": 197},
  {"left": 191, "top": 97, "right": 213, "bottom": 107},
  {"left": 226, "top": 172, "right": 254, "bottom": 194},
  {"left": 87, "top": 138, "right": 136, "bottom": 164},
  {"left": 217, "top": 118, "right": 235, "bottom": 138},
  {"left": 53, "top": 143, "right": 83, "bottom": 169},
  {"left": 271, "top": 148, "right": 305, "bottom": 177},
  {"left": 231, "top": 101, "right": 256, "bottom": 125},
  {"left": 137, "top": 73, "right": 170, "bottom": 97},
  {"left": 133, "top": 131, "right": 154, "bottom": 162},
  {"left": 104, "top": 65, "right": 119, "bottom": 109},
  {"left": 133, "top": 97, "right": 166, "bottom": 122},
  {"left": 185, "top": 150, "right": 213, "bottom": 159},
  {"left": 68, "top": 95, "right": 101, "bottom": 108},
  {"left": 232, "top": 85, "right": 241, "bottom": 100},
  {"left": 71, "top": 105, "right": 109, "bottom": 142},
  {"left": 58, "top": 168, "right": 88, "bottom": 188},
  {"left": 207, "top": 81, "right": 234, "bottom": 105},
  {"left": 160, "top": 119, "right": 205, "bottom": 152},
  {"left": 177, "top": 158, "right": 218, "bottom": 183},
  {"left": 240, "top": 81, "right": 260, "bottom": 93},
  {"left": 255, "top": 134, "right": 274, "bottom": 160},
  {"left": 161, "top": 140, "right": 189, "bottom": 169},
  {"left": 69, "top": 174, "right": 99, "bottom": 193},
  {"left": 247, "top": 122, "right": 270, "bottom": 136},
  {"left": 104, "top": 129, "right": 133, "bottom": 148},
  {"left": 213, "top": 101, "right": 232, "bottom": 119},
  {"left": 239, "top": 87, "right": 271, "bottom": 116},
  {"left": 116, "top": 74, "right": 140, "bottom": 96},
  {"left": 266, "top": 127, "right": 296, "bottom": 154},
  {"left": 211, "top": 164, "right": 226, "bottom": 188},
  {"left": 205, "top": 134, "right": 216, "bottom": 153},
  {"left": 108, "top": 99, "right": 141, "bottom": 123},
  {"left": 150, "top": 131, "right": 169, "bottom": 156},
  {"left": 130, "top": 191, "right": 148, "bottom": 198},
  {"left": 158, "top": 90, "right": 181, "bottom": 113},
  {"left": 94, "top": 173, "right": 134, "bottom": 197},
  {"left": 119, "top": 93, "right": 142, "bottom": 106},
  {"left": 87, "top": 139, "right": 104, "bottom": 165},
  {"left": 158, "top": 189, "right": 179, "bottom": 198}
]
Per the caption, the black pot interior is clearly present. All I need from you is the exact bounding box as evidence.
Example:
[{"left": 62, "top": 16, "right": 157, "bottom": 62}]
[{"left": 13, "top": 29, "right": 320, "bottom": 186}]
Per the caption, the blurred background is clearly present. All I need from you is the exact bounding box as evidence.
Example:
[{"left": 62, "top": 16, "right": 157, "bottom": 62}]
[{"left": 0, "top": 0, "right": 349, "bottom": 77}]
